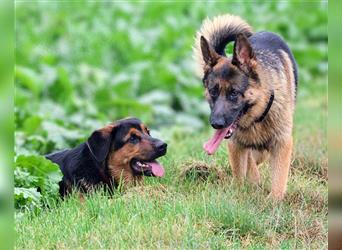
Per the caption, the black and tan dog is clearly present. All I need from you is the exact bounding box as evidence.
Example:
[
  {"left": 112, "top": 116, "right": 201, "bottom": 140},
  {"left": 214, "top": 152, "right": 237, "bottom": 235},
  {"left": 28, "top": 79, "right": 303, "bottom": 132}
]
[
  {"left": 46, "top": 118, "right": 167, "bottom": 196},
  {"left": 193, "top": 14, "right": 297, "bottom": 200}
]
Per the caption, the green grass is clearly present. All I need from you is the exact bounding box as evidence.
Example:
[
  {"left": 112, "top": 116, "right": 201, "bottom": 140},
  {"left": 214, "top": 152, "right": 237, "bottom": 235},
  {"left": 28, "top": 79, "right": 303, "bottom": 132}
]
[{"left": 15, "top": 84, "right": 327, "bottom": 249}]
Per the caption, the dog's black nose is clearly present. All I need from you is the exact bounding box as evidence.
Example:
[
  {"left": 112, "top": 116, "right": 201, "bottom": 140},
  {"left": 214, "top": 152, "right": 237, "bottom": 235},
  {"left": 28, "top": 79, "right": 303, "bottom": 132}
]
[
  {"left": 210, "top": 117, "right": 226, "bottom": 129},
  {"left": 155, "top": 140, "right": 167, "bottom": 153}
]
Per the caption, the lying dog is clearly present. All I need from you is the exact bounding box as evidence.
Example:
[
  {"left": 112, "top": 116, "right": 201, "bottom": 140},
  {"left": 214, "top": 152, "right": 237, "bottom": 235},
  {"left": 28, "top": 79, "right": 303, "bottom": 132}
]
[
  {"left": 193, "top": 14, "right": 297, "bottom": 200},
  {"left": 46, "top": 118, "right": 167, "bottom": 196}
]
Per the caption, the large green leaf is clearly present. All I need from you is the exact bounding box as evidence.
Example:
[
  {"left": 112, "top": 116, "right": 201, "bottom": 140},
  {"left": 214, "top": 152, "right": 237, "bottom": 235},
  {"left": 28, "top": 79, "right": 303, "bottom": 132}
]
[
  {"left": 15, "top": 154, "right": 62, "bottom": 193},
  {"left": 15, "top": 155, "right": 60, "bottom": 175},
  {"left": 15, "top": 155, "right": 62, "bottom": 211},
  {"left": 14, "top": 187, "right": 41, "bottom": 210}
]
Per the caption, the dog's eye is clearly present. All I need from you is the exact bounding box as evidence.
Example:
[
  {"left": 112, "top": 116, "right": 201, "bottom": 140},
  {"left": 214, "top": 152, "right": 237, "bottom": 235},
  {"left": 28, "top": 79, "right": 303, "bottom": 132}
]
[
  {"left": 230, "top": 90, "right": 238, "bottom": 97},
  {"left": 209, "top": 85, "right": 219, "bottom": 98},
  {"left": 129, "top": 134, "right": 140, "bottom": 144},
  {"left": 228, "top": 90, "right": 239, "bottom": 101}
]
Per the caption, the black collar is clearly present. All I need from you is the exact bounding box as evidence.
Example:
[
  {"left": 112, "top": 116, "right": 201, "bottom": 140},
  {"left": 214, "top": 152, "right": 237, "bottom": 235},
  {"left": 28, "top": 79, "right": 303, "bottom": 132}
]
[{"left": 255, "top": 90, "right": 274, "bottom": 123}]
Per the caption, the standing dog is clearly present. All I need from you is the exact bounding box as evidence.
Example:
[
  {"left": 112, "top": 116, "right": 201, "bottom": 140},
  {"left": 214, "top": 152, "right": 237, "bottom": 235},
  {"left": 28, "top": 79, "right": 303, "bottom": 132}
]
[
  {"left": 46, "top": 118, "right": 167, "bottom": 196},
  {"left": 193, "top": 14, "right": 297, "bottom": 200}
]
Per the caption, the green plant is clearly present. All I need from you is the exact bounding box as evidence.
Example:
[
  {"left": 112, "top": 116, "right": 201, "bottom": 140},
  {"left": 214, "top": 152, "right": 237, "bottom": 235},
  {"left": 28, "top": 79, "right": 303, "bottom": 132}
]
[{"left": 14, "top": 155, "right": 62, "bottom": 213}]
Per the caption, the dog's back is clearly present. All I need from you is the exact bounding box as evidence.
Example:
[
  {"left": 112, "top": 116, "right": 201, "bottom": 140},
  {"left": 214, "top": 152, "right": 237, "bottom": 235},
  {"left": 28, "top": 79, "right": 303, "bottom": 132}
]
[
  {"left": 249, "top": 31, "right": 298, "bottom": 87},
  {"left": 46, "top": 144, "right": 101, "bottom": 195},
  {"left": 46, "top": 149, "right": 70, "bottom": 169},
  {"left": 46, "top": 147, "right": 83, "bottom": 179}
]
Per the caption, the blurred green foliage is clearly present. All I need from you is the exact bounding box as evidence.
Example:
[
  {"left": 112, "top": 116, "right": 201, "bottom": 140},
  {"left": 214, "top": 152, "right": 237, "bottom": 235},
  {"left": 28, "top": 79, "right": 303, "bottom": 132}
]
[
  {"left": 14, "top": 2, "right": 327, "bottom": 211},
  {"left": 15, "top": 2, "right": 327, "bottom": 149}
]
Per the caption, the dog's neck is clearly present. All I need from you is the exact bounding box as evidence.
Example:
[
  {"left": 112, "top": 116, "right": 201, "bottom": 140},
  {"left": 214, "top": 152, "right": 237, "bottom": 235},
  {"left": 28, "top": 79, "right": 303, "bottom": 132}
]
[{"left": 98, "top": 161, "right": 113, "bottom": 185}]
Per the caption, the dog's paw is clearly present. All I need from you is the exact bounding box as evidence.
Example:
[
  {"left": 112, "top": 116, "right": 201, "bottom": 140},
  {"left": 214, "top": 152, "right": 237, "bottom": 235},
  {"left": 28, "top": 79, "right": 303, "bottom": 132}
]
[{"left": 267, "top": 191, "right": 285, "bottom": 202}]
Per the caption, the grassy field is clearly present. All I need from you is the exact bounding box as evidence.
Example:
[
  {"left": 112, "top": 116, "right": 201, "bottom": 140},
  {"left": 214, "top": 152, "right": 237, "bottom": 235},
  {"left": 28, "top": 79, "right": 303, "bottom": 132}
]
[
  {"left": 16, "top": 82, "right": 327, "bottom": 249},
  {"left": 15, "top": 2, "right": 327, "bottom": 249}
]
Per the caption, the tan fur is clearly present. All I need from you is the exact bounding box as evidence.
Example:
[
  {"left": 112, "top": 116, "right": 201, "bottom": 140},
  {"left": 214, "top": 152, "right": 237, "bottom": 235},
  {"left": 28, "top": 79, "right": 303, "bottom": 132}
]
[
  {"left": 195, "top": 14, "right": 297, "bottom": 200},
  {"left": 228, "top": 146, "right": 267, "bottom": 186},
  {"left": 108, "top": 154, "right": 142, "bottom": 187},
  {"left": 246, "top": 150, "right": 261, "bottom": 184},
  {"left": 229, "top": 57, "right": 295, "bottom": 200},
  {"left": 280, "top": 50, "right": 296, "bottom": 110},
  {"left": 99, "top": 123, "right": 116, "bottom": 136},
  {"left": 251, "top": 149, "right": 269, "bottom": 166},
  {"left": 228, "top": 142, "right": 248, "bottom": 183},
  {"left": 107, "top": 129, "right": 153, "bottom": 186},
  {"left": 140, "top": 124, "right": 150, "bottom": 135},
  {"left": 268, "top": 137, "right": 293, "bottom": 200},
  {"left": 78, "top": 193, "right": 85, "bottom": 203}
]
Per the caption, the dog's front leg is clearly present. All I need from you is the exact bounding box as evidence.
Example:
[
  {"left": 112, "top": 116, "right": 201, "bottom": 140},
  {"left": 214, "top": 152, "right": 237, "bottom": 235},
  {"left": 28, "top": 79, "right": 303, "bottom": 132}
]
[
  {"left": 247, "top": 150, "right": 269, "bottom": 184},
  {"left": 228, "top": 141, "right": 248, "bottom": 183},
  {"left": 247, "top": 150, "right": 261, "bottom": 185},
  {"left": 269, "top": 137, "right": 293, "bottom": 201}
]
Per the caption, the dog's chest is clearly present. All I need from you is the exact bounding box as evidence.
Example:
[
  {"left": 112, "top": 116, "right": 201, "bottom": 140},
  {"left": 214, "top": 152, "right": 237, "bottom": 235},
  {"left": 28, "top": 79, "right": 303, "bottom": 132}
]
[{"left": 233, "top": 118, "right": 284, "bottom": 150}]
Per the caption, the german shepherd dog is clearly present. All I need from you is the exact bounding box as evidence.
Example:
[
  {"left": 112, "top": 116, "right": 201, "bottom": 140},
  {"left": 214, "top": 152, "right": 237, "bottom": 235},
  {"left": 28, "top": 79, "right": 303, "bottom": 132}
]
[
  {"left": 46, "top": 118, "right": 167, "bottom": 196},
  {"left": 193, "top": 15, "right": 297, "bottom": 200}
]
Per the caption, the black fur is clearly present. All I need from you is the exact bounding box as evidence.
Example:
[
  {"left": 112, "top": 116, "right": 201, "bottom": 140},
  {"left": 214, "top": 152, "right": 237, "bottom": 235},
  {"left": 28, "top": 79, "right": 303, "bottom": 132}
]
[
  {"left": 213, "top": 66, "right": 236, "bottom": 79},
  {"left": 236, "top": 139, "right": 272, "bottom": 151},
  {"left": 46, "top": 143, "right": 105, "bottom": 196},
  {"left": 249, "top": 31, "right": 298, "bottom": 88},
  {"left": 209, "top": 26, "right": 252, "bottom": 56}
]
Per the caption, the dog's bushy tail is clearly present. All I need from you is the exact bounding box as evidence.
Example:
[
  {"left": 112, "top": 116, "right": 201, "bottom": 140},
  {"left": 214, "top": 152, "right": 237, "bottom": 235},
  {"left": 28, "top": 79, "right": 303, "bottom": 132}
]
[{"left": 193, "top": 14, "right": 253, "bottom": 77}]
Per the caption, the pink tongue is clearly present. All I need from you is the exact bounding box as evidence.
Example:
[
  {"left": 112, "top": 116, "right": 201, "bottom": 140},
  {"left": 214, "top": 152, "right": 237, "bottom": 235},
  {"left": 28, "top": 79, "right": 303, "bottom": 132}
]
[
  {"left": 147, "top": 160, "right": 165, "bottom": 177},
  {"left": 203, "top": 127, "right": 230, "bottom": 155}
]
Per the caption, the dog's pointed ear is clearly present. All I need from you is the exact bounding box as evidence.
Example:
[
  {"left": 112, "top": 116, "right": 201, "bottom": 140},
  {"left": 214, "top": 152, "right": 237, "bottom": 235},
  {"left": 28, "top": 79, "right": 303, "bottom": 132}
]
[
  {"left": 232, "top": 34, "right": 256, "bottom": 73},
  {"left": 87, "top": 123, "right": 117, "bottom": 163},
  {"left": 200, "top": 36, "right": 219, "bottom": 67}
]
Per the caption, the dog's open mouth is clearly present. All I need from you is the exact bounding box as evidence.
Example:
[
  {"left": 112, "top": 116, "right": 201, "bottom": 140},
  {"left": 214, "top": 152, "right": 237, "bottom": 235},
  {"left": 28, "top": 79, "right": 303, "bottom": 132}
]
[
  {"left": 130, "top": 159, "right": 165, "bottom": 177},
  {"left": 203, "top": 115, "right": 241, "bottom": 155},
  {"left": 224, "top": 118, "right": 239, "bottom": 139}
]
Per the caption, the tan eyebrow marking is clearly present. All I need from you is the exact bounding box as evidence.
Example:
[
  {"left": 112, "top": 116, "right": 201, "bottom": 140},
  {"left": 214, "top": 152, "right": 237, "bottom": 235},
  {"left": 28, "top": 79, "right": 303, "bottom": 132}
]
[
  {"left": 123, "top": 128, "right": 142, "bottom": 141},
  {"left": 140, "top": 124, "right": 150, "bottom": 135}
]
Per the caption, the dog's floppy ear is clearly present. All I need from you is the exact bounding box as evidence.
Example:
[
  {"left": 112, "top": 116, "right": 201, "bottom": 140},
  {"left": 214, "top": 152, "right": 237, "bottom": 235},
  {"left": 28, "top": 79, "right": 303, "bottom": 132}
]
[
  {"left": 87, "top": 123, "right": 117, "bottom": 163},
  {"left": 200, "top": 36, "right": 220, "bottom": 67},
  {"left": 232, "top": 33, "right": 256, "bottom": 74}
]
